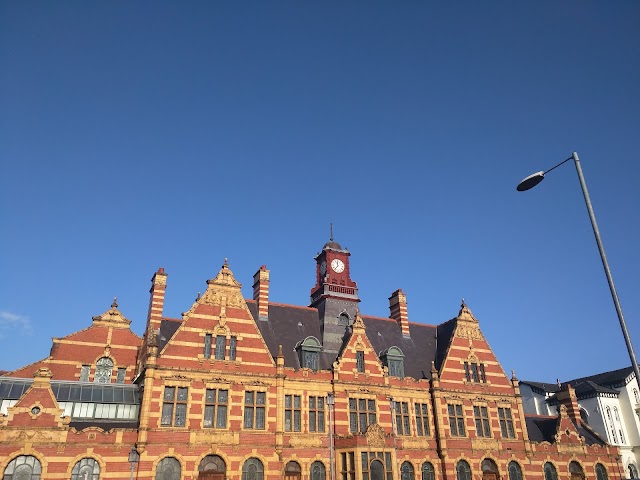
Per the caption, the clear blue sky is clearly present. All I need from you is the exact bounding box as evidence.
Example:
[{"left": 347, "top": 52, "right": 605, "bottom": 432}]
[{"left": 1, "top": 2, "right": 639, "bottom": 382}]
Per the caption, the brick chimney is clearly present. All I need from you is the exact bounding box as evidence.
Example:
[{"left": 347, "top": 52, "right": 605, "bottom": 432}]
[
  {"left": 556, "top": 383, "right": 582, "bottom": 426},
  {"left": 389, "top": 289, "right": 410, "bottom": 337},
  {"left": 147, "top": 268, "right": 167, "bottom": 335},
  {"left": 253, "top": 265, "right": 270, "bottom": 320}
]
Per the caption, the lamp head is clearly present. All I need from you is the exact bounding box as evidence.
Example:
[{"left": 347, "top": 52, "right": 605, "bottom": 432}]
[{"left": 516, "top": 171, "right": 545, "bottom": 191}]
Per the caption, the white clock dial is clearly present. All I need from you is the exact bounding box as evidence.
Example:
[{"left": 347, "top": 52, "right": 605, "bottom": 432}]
[{"left": 331, "top": 259, "right": 345, "bottom": 273}]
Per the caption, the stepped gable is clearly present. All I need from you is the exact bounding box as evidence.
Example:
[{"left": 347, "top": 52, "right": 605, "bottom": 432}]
[{"left": 361, "top": 315, "right": 436, "bottom": 380}]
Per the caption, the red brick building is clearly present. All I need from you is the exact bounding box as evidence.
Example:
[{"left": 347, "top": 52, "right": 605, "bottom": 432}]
[{"left": 0, "top": 239, "right": 620, "bottom": 480}]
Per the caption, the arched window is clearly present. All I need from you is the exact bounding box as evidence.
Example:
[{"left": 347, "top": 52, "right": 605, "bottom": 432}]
[
  {"left": 605, "top": 406, "right": 618, "bottom": 443},
  {"left": 338, "top": 312, "right": 352, "bottom": 326},
  {"left": 296, "top": 337, "right": 321, "bottom": 372},
  {"left": 3, "top": 455, "right": 42, "bottom": 480},
  {"left": 380, "top": 346, "right": 405, "bottom": 379},
  {"left": 595, "top": 464, "right": 608, "bottom": 480},
  {"left": 286, "top": 461, "right": 301, "bottom": 480},
  {"left": 569, "top": 461, "right": 585, "bottom": 480},
  {"left": 155, "top": 457, "right": 181, "bottom": 480},
  {"left": 629, "top": 464, "right": 638, "bottom": 479},
  {"left": 457, "top": 460, "right": 472, "bottom": 480},
  {"left": 580, "top": 408, "right": 589, "bottom": 425},
  {"left": 310, "top": 461, "right": 326, "bottom": 480},
  {"left": 633, "top": 389, "right": 639, "bottom": 404},
  {"left": 199, "top": 455, "right": 226, "bottom": 473},
  {"left": 401, "top": 462, "right": 415, "bottom": 480},
  {"left": 544, "top": 463, "right": 558, "bottom": 480},
  {"left": 481, "top": 459, "right": 499, "bottom": 480},
  {"left": 422, "top": 463, "right": 435, "bottom": 480},
  {"left": 242, "top": 458, "right": 264, "bottom": 480},
  {"left": 71, "top": 458, "right": 100, "bottom": 480},
  {"left": 94, "top": 357, "right": 113, "bottom": 384},
  {"left": 508, "top": 462, "right": 523, "bottom": 480}
]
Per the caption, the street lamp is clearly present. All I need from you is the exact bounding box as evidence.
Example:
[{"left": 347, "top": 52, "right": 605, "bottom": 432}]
[
  {"left": 327, "top": 393, "right": 336, "bottom": 480},
  {"left": 128, "top": 444, "right": 140, "bottom": 480},
  {"left": 517, "top": 151, "right": 640, "bottom": 386}
]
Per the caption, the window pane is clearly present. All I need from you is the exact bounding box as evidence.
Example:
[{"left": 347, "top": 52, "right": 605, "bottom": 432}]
[
  {"left": 177, "top": 387, "right": 188, "bottom": 401},
  {"left": 217, "top": 405, "right": 227, "bottom": 427},
  {"left": 204, "top": 405, "right": 214, "bottom": 427},
  {"left": 175, "top": 404, "right": 187, "bottom": 426},
  {"left": 229, "top": 336, "right": 237, "bottom": 360}
]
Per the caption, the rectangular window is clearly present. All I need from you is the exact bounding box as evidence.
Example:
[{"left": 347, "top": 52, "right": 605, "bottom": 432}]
[
  {"left": 204, "top": 388, "right": 228, "bottom": 428},
  {"left": 349, "top": 398, "right": 376, "bottom": 433},
  {"left": 474, "top": 405, "right": 491, "bottom": 437},
  {"left": 285, "top": 394, "right": 302, "bottom": 432},
  {"left": 464, "top": 362, "right": 486, "bottom": 383},
  {"left": 448, "top": 403, "right": 465, "bottom": 436},
  {"left": 80, "top": 365, "right": 90, "bottom": 382},
  {"left": 498, "top": 407, "right": 515, "bottom": 438},
  {"left": 204, "top": 334, "right": 212, "bottom": 359},
  {"left": 393, "top": 401, "right": 411, "bottom": 435},
  {"left": 341, "top": 452, "right": 356, "bottom": 480},
  {"left": 215, "top": 335, "right": 226, "bottom": 360},
  {"left": 464, "top": 362, "right": 471, "bottom": 381},
  {"left": 389, "top": 359, "right": 404, "bottom": 379},
  {"left": 116, "top": 368, "right": 126, "bottom": 384},
  {"left": 244, "top": 391, "right": 266, "bottom": 429},
  {"left": 161, "top": 386, "right": 188, "bottom": 427},
  {"left": 309, "top": 396, "right": 325, "bottom": 432},
  {"left": 415, "top": 403, "right": 430, "bottom": 436},
  {"left": 303, "top": 351, "right": 319, "bottom": 371},
  {"left": 356, "top": 351, "right": 365, "bottom": 373},
  {"left": 229, "top": 336, "right": 237, "bottom": 360}
]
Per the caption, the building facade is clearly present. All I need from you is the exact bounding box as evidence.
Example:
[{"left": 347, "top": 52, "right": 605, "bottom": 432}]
[
  {"left": 520, "top": 368, "right": 640, "bottom": 479},
  {"left": 0, "top": 239, "right": 621, "bottom": 480}
]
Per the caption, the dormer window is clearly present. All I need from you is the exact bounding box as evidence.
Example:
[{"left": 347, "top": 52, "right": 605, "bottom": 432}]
[
  {"left": 296, "top": 336, "right": 321, "bottom": 372},
  {"left": 338, "top": 312, "right": 352, "bottom": 326},
  {"left": 380, "top": 347, "right": 404, "bottom": 379}
]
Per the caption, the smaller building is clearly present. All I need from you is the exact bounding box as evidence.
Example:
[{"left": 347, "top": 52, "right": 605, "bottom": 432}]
[{"left": 521, "top": 367, "right": 640, "bottom": 479}]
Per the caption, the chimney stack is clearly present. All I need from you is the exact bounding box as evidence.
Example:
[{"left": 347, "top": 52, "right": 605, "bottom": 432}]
[
  {"left": 556, "top": 383, "right": 582, "bottom": 426},
  {"left": 147, "top": 268, "right": 167, "bottom": 335},
  {"left": 389, "top": 289, "right": 410, "bottom": 337},
  {"left": 253, "top": 265, "right": 270, "bottom": 320}
]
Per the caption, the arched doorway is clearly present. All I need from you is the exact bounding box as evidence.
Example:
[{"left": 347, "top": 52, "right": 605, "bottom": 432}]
[
  {"left": 198, "top": 455, "right": 226, "bottom": 480},
  {"left": 481, "top": 459, "right": 499, "bottom": 480},
  {"left": 285, "top": 461, "right": 301, "bottom": 480},
  {"left": 371, "top": 460, "right": 385, "bottom": 480}
]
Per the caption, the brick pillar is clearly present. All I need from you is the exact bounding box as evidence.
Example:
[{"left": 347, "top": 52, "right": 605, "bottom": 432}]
[
  {"left": 253, "top": 265, "right": 270, "bottom": 319},
  {"left": 147, "top": 267, "right": 167, "bottom": 335},
  {"left": 389, "top": 289, "right": 410, "bottom": 337},
  {"left": 556, "top": 383, "right": 582, "bottom": 426}
]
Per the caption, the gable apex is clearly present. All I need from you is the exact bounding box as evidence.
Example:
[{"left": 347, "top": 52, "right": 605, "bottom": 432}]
[{"left": 207, "top": 259, "right": 242, "bottom": 288}]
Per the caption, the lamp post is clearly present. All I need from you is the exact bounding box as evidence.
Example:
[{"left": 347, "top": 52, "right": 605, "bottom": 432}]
[
  {"left": 128, "top": 444, "right": 140, "bottom": 480},
  {"left": 517, "top": 151, "right": 640, "bottom": 386},
  {"left": 327, "top": 393, "right": 336, "bottom": 480}
]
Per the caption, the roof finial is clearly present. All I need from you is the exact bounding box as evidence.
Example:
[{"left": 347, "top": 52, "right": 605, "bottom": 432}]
[
  {"left": 111, "top": 297, "right": 118, "bottom": 309},
  {"left": 461, "top": 298, "right": 466, "bottom": 308},
  {"left": 224, "top": 258, "right": 229, "bottom": 266},
  {"left": 330, "top": 223, "right": 333, "bottom": 242}
]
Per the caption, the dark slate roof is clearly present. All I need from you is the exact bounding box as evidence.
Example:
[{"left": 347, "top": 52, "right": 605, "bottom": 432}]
[
  {"left": 158, "top": 318, "right": 182, "bottom": 351},
  {"left": 524, "top": 415, "right": 605, "bottom": 446},
  {"left": 574, "top": 380, "right": 619, "bottom": 396},
  {"left": 435, "top": 319, "right": 457, "bottom": 370},
  {"left": 249, "top": 301, "right": 322, "bottom": 369},
  {"left": 362, "top": 316, "right": 436, "bottom": 380},
  {"left": 566, "top": 366, "right": 634, "bottom": 389},
  {"left": 248, "top": 300, "right": 439, "bottom": 378},
  {"left": 519, "top": 381, "right": 562, "bottom": 395}
]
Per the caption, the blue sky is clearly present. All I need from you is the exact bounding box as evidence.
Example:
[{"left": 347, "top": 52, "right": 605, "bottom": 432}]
[{"left": 1, "top": 2, "right": 639, "bottom": 382}]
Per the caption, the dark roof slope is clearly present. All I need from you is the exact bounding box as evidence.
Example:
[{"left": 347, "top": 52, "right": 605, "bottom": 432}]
[
  {"left": 519, "top": 381, "right": 562, "bottom": 395},
  {"left": 249, "top": 301, "right": 437, "bottom": 378},
  {"left": 524, "top": 415, "right": 606, "bottom": 446},
  {"left": 566, "top": 366, "right": 634, "bottom": 389},
  {"left": 362, "top": 316, "right": 436, "bottom": 380},
  {"left": 158, "top": 318, "right": 182, "bottom": 351},
  {"left": 435, "top": 319, "right": 457, "bottom": 370}
]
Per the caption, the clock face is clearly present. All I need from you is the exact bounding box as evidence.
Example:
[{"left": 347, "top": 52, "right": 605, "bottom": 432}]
[
  {"left": 331, "top": 258, "right": 345, "bottom": 273},
  {"left": 320, "top": 261, "right": 327, "bottom": 276}
]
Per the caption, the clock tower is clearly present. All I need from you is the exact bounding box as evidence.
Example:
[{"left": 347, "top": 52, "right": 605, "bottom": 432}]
[{"left": 310, "top": 237, "right": 360, "bottom": 355}]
